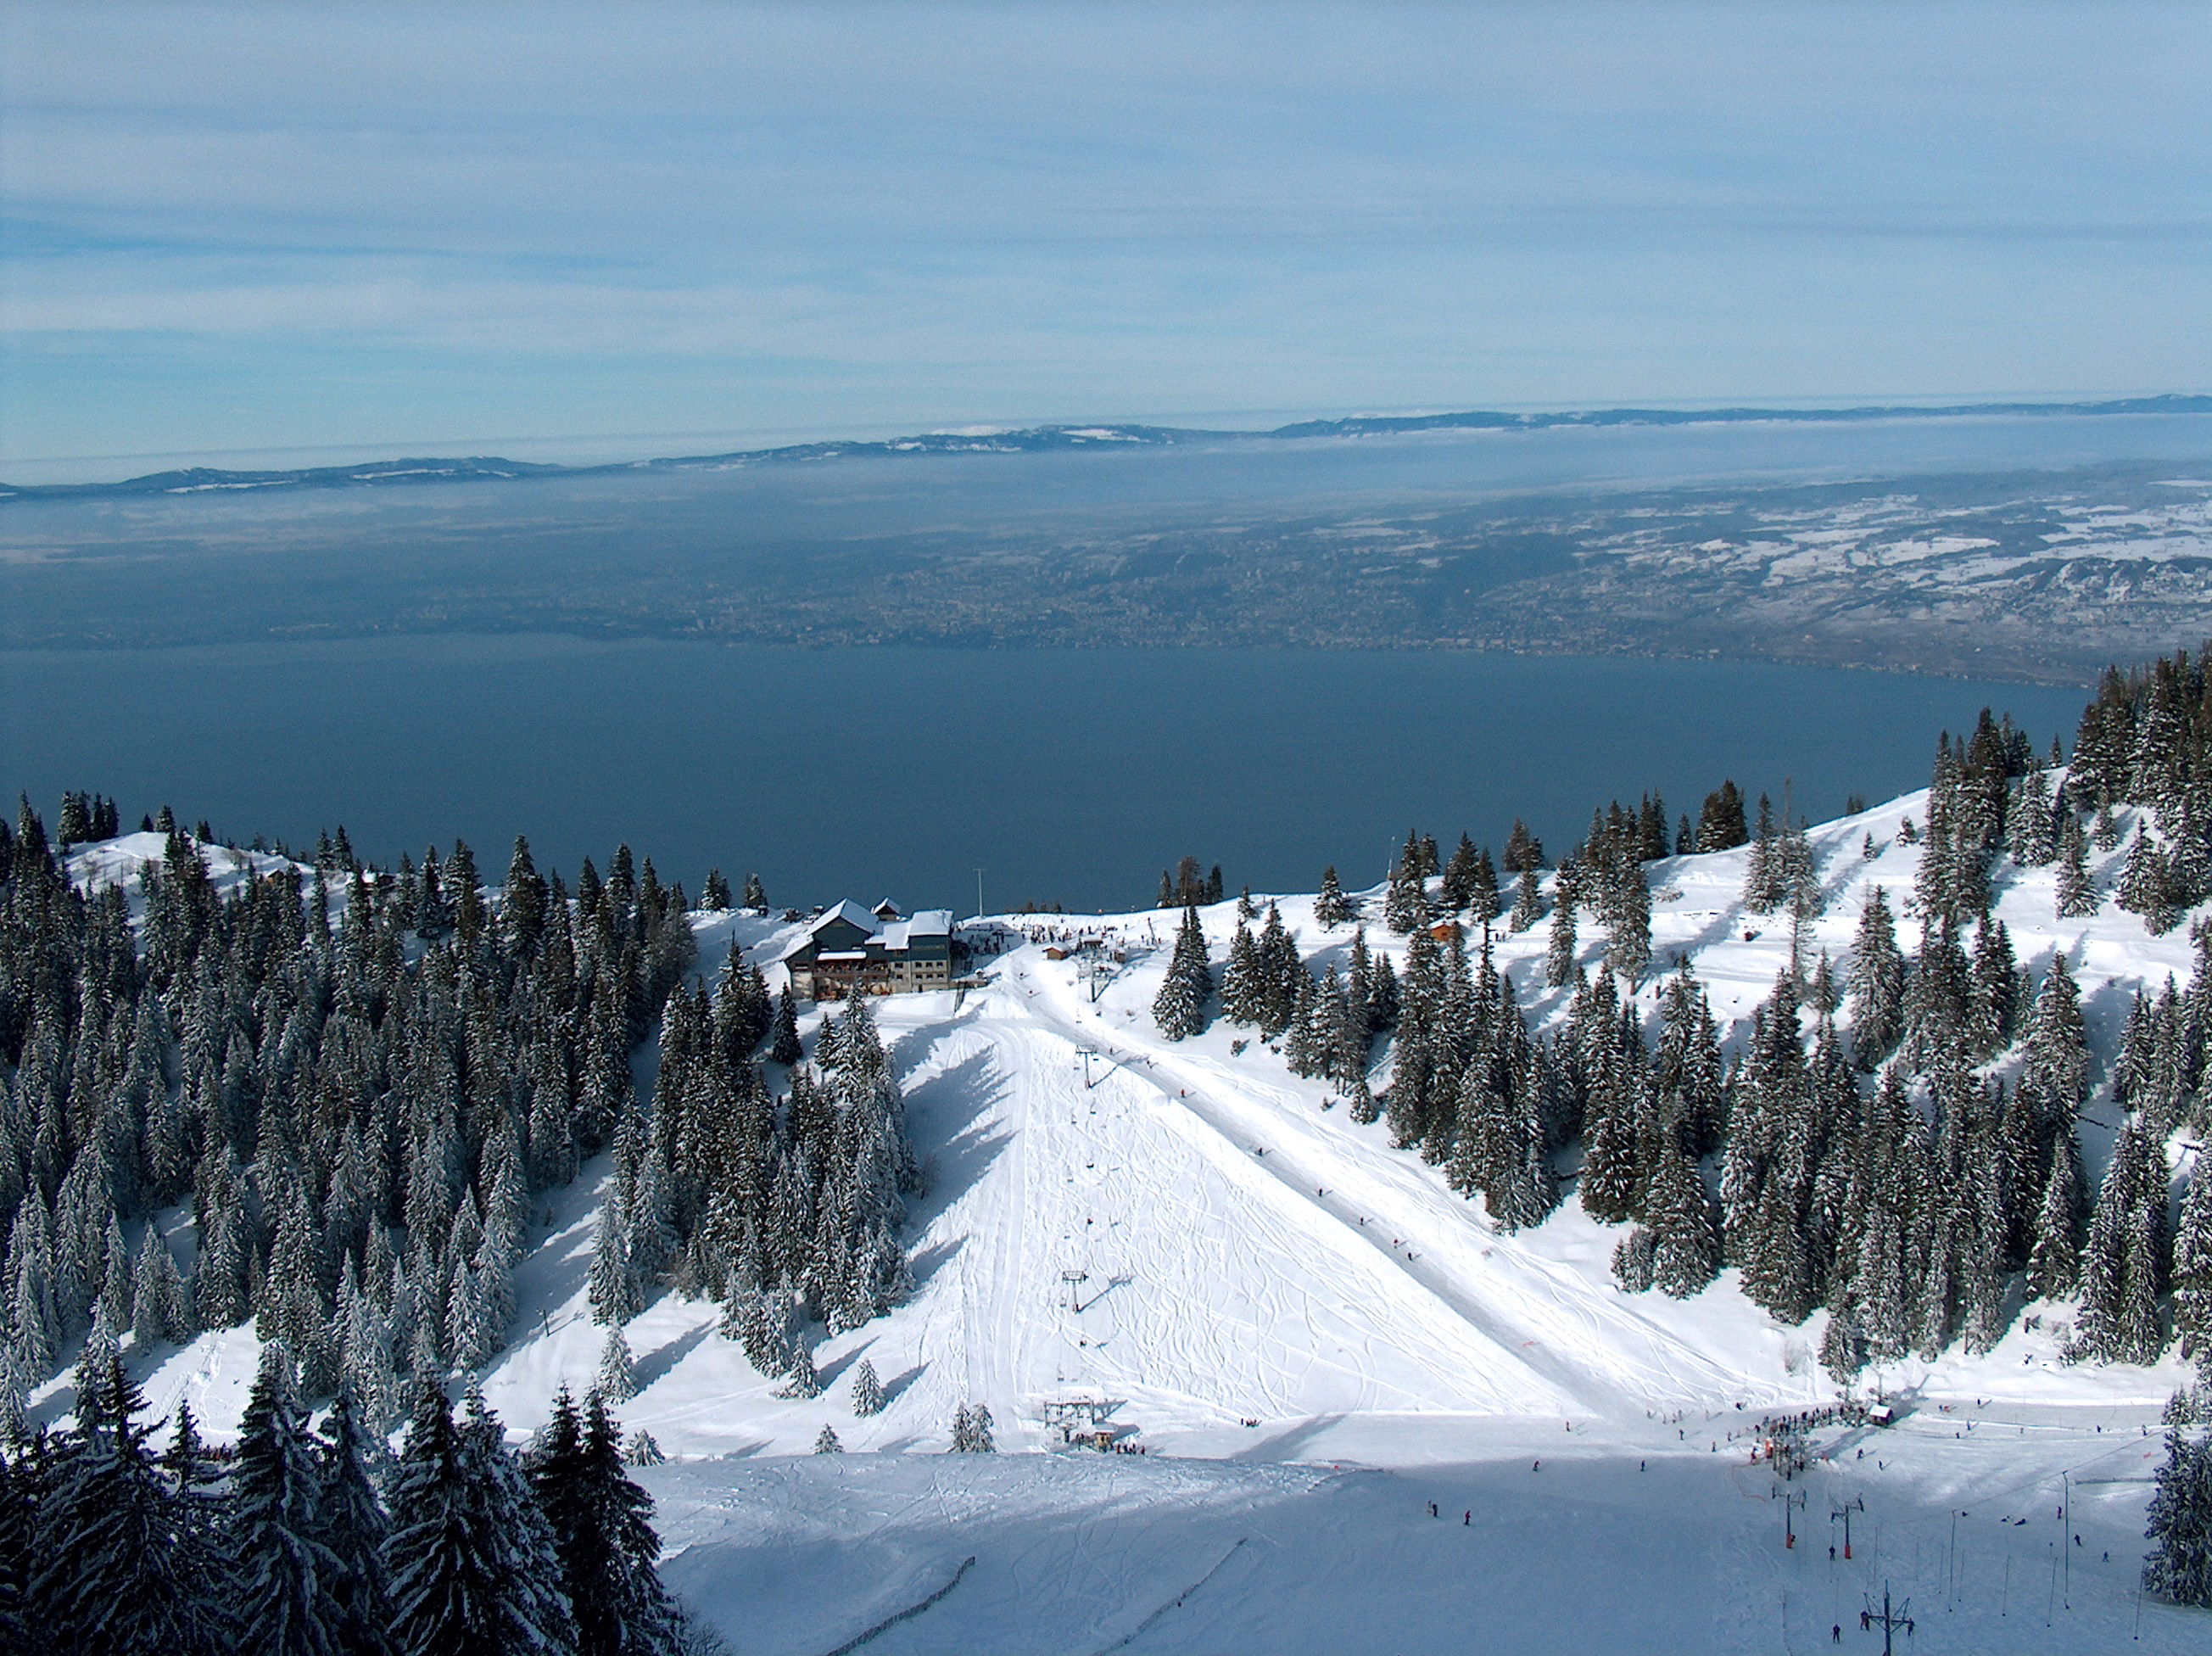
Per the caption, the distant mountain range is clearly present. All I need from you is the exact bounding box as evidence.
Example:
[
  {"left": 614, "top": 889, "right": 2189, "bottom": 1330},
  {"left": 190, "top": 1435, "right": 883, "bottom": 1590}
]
[{"left": 6, "top": 394, "right": 2209, "bottom": 505}]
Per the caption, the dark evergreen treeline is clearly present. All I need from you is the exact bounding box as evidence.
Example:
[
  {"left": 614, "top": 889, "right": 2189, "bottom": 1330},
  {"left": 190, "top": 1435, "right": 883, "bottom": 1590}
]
[
  {"left": 1153, "top": 657, "right": 2212, "bottom": 1379},
  {"left": 1, "top": 1335, "right": 701, "bottom": 1653},
  {"left": 0, "top": 803, "right": 916, "bottom": 1426},
  {"left": 1156, "top": 855, "right": 1225, "bottom": 909}
]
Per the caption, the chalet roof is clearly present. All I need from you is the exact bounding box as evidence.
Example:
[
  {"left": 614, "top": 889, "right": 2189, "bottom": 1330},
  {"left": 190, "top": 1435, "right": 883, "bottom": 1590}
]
[
  {"left": 809, "top": 899, "right": 878, "bottom": 936},
  {"left": 877, "top": 909, "right": 951, "bottom": 949},
  {"left": 785, "top": 901, "right": 953, "bottom": 961}
]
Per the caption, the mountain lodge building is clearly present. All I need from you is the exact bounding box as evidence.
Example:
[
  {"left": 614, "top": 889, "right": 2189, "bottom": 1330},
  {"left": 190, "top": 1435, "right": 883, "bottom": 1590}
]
[{"left": 782, "top": 900, "right": 956, "bottom": 999}]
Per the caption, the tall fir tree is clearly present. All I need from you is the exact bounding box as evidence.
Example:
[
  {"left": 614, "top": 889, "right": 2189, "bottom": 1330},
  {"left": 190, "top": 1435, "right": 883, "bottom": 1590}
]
[
  {"left": 385, "top": 1385, "right": 579, "bottom": 1656},
  {"left": 316, "top": 1386, "right": 395, "bottom": 1656},
  {"left": 231, "top": 1341, "right": 348, "bottom": 1656},
  {"left": 2174, "top": 1155, "right": 2212, "bottom": 1361},
  {"left": 2143, "top": 1427, "right": 2212, "bottom": 1607},
  {"left": 2073, "top": 1119, "right": 2171, "bottom": 1366},
  {"left": 849, "top": 1357, "right": 885, "bottom": 1418},
  {"left": 1314, "top": 865, "right": 1352, "bottom": 928},
  {"left": 29, "top": 1351, "right": 228, "bottom": 1654},
  {"left": 1151, "top": 907, "right": 1214, "bottom": 1041},
  {"left": 2056, "top": 810, "right": 2101, "bottom": 918},
  {"left": 1545, "top": 887, "right": 1579, "bottom": 990},
  {"left": 528, "top": 1390, "right": 684, "bottom": 1656}
]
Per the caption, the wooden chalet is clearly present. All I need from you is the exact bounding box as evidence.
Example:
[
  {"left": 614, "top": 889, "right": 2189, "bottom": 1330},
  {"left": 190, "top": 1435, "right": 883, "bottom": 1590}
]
[{"left": 782, "top": 899, "right": 955, "bottom": 999}]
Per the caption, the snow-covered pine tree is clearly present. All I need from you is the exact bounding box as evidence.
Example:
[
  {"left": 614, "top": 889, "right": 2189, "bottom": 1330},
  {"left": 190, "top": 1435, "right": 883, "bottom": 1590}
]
[
  {"left": 849, "top": 1357, "right": 885, "bottom": 1417},
  {"left": 387, "top": 1384, "right": 578, "bottom": 1656},
  {"left": 815, "top": 1424, "right": 842, "bottom": 1454},
  {"left": 722, "top": 1290, "right": 792, "bottom": 1376},
  {"left": 1468, "top": 846, "right": 1500, "bottom": 928},
  {"left": 2072, "top": 1118, "right": 2171, "bottom": 1366},
  {"left": 1722, "top": 973, "right": 1821, "bottom": 1325},
  {"left": 1645, "top": 1122, "right": 1721, "bottom": 1298},
  {"left": 1964, "top": 917, "right": 2019, "bottom": 1059},
  {"left": 1695, "top": 781, "right": 1749, "bottom": 852},
  {"left": 2054, "top": 808, "right": 2101, "bottom": 917},
  {"left": 1315, "top": 865, "right": 1352, "bottom": 928},
  {"left": 1611, "top": 1226, "right": 1656, "bottom": 1291},
  {"left": 2143, "top": 1427, "right": 2212, "bottom": 1608},
  {"left": 1151, "top": 907, "right": 1213, "bottom": 1041},
  {"left": 768, "top": 988, "right": 803, "bottom": 1066},
  {"left": 165, "top": 1396, "right": 230, "bottom": 1582},
  {"left": 777, "top": 1342, "right": 822, "bottom": 1400},
  {"left": 0, "top": 1342, "right": 27, "bottom": 1443},
  {"left": 1254, "top": 904, "right": 1302, "bottom": 1038},
  {"left": 1441, "top": 835, "right": 1480, "bottom": 911},
  {"left": 231, "top": 1341, "right": 348, "bottom": 1656},
  {"left": 1281, "top": 969, "right": 1322, "bottom": 1077},
  {"left": 1653, "top": 959, "right": 1726, "bottom": 1158},
  {"left": 1741, "top": 793, "right": 1781, "bottom": 914},
  {"left": 129, "top": 1224, "right": 191, "bottom": 1348},
  {"left": 2025, "top": 1130, "right": 2086, "bottom": 1301},
  {"left": 2018, "top": 951, "right": 2091, "bottom": 1138},
  {"left": 27, "top": 1351, "right": 226, "bottom": 1651},
  {"left": 588, "top": 1198, "right": 640, "bottom": 1329},
  {"left": 528, "top": 1390, "right": 685, "bottom": 1656},
  {"left": 596, "top": 1326, "right": 639, "bottom": 1404},
  {"left": 1818, "top": 1312, "right": 1868, "bottom": 1385},
  {"left": 1502, "top": 818, "right": 1544, "bottom": 873},
  {"left": 1382, "top": 851, "right": 1430, "bottom": 934},
  {"left": 2176, "top": 1159, "right": 2212, "bottom": 1361},
  {"left": 1508, "top": 864, "right": 1544, "bottom": 934},
  {"left": 1602, "top": 857, "right": 1653, "bottom": 985},
  {"left": 1219, "top": 920, "right": 1261, "bottom": 1027},
  {"left": 2011, "top": 765, "right": 2058, "bottom": 864},
  {"left": 2120, "top": 825, "right": 2181, "bottom": 934},
  {"left": 1576, "top": 1041, "right": 1643, "bottom": 1228},
  {"left": 1544, "top": 887, "right": 1578, "bottom": 989},
  {"left": 1806, "top": 951, "right": 1839, "bottom": 1018},
  {"left": 316, "top": 1386, "right": 395, "bottom": 1656},
  {"left": 2095, "top": 799, "right": 2124, "bottom": 851}
]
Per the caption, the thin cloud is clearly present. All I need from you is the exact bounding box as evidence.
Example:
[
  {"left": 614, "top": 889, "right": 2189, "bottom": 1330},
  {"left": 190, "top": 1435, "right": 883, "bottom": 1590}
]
[{"left": 3, "top": 2, "right": 2208, "bottom": 462}]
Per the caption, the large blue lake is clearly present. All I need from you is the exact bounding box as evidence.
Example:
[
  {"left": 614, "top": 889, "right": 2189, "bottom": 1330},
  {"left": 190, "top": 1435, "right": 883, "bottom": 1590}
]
[{"left": 0, "top": 638, "right": 2090, "bottom": 913}]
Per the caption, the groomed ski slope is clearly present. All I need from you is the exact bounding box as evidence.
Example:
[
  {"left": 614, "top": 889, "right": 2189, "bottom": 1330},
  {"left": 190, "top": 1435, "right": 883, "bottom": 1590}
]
[
  {"left": 475, "top": 783, "right": 2181, "bottom": 1457},
  {"left": 47, "top": 785, "right": 2209, "bottom": 1650}
]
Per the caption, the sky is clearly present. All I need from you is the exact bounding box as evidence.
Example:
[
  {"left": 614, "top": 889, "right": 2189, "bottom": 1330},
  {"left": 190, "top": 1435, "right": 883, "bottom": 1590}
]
[{"left": 3, "top": 1, "right": 2209, "bottom": 474}]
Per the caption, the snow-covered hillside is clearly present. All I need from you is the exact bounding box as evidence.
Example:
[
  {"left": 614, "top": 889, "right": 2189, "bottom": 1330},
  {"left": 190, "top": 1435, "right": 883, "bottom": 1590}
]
[
  {"left": 32, "top": 778, "right": 2212, "bottom": 1650},
  {"left": 52, "top": 786, "right": 2201, "bottom": 1446}
]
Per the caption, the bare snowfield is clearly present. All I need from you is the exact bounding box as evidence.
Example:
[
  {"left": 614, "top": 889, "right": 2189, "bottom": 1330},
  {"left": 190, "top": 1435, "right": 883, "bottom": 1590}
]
[
  {"left": 649, "top": 1416, "right": 2190, "bottom": 1654},
  {"left": 51, "top": 786, "right": 2210, "bottom": 1650}
]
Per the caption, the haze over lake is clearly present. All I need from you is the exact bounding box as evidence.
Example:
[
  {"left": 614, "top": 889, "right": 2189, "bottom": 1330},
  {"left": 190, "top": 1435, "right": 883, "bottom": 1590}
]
[{"left": 2, "top": 636, "right": 2089, "bottom": 912}]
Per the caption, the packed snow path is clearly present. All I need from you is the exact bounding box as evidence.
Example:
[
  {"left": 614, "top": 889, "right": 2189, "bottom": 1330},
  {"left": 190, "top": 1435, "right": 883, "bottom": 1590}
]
[{"left": 653, "top": 1409, "right": 2198, "bottom": 1655}]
